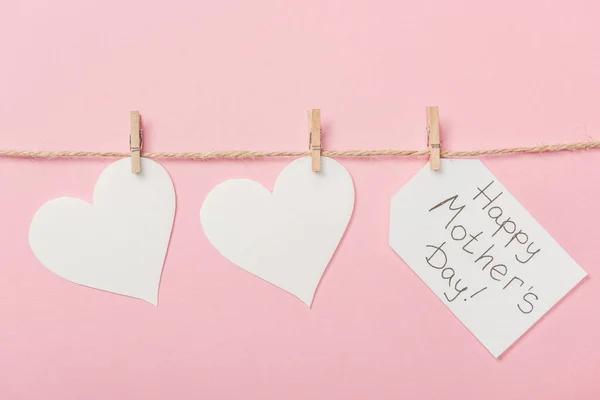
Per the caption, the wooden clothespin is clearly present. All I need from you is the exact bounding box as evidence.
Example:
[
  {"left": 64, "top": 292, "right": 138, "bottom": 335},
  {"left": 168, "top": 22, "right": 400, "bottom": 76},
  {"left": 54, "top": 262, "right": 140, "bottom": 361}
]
[
  {"left": 308, "top": 109, "right": 321, "bottom": 172},
  {"left": 426, "top": 106, "right": 440, "bottom": 171},
  {"left": 130, "top": 111, "right": 142, "bottom": 174}
]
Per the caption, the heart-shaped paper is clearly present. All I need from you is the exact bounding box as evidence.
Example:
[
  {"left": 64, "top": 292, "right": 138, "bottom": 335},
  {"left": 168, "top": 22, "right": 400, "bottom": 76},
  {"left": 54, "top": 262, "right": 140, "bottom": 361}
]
[
  {"left": 29, "top": 158, "right": 176, "bottom": 305},
  {"left": 200, "top": 156, "right": 354, "bottom": 306}
]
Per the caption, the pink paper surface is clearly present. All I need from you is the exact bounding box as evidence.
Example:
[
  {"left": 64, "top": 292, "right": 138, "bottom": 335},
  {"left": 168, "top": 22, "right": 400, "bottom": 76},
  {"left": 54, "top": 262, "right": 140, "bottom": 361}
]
[{"left": 1, "top": 1, "right": 599, "bottom": 399}]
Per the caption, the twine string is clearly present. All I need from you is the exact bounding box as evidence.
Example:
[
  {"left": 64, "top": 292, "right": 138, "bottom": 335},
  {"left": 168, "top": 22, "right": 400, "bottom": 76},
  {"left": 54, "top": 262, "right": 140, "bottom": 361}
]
[{"left": 0, "top": 141, "right": 599, "bottom": 160}]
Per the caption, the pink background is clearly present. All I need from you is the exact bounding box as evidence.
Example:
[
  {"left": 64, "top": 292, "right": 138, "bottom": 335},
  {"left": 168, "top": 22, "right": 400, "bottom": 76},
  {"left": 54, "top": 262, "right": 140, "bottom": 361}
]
[{"left": 1, "top": 1, "right": 599, "bottom": 398}]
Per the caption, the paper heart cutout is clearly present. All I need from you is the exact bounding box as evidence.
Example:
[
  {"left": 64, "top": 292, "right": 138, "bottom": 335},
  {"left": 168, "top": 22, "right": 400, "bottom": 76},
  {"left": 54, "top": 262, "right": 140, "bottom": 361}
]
[
  {"left": 200, "top": 156, "right": 354, "bottom": 306},
  {"left": 29, "top": 158, "right": 176, "bottom": 305}
]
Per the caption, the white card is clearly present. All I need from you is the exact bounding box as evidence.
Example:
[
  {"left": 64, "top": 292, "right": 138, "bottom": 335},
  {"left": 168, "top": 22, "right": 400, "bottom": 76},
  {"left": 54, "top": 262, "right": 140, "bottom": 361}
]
[
  {"left": 29, "top": 158, "right": 176, "bottom": 305},
  {"left": 390, "top": 159, "right": 586, "bottom": 357},
  {"left": 201, "top": 156, "right": 354, "bottom": 306}
]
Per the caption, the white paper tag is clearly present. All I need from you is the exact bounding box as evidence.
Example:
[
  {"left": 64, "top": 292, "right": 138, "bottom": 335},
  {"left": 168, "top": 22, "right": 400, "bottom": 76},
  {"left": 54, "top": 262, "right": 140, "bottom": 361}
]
[
  {"left": 29, "top": 158, "right": 176, "bottom": 305},
  {"left": 201, "top": 156, "right": 354, "bottom": 306},
  {"left": 389, "top": 159, "right": 586, "bottom": 357}
]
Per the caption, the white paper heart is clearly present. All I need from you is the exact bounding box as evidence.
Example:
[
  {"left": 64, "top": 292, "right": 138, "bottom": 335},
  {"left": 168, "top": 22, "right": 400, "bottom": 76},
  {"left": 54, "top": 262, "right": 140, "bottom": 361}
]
[
  {"left": 200, "top": 156, "right": 354, "bottom": 306},
  {"left": 29, "top": 158, "right": 176, "bottom": 305}
]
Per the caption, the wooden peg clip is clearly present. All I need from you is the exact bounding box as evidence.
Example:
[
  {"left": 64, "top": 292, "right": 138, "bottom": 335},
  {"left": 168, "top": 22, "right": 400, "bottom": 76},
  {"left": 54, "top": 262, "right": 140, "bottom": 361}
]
[
  {"left": 426, "top": 106, "right": 440, "bottom": 171},
  {"left": 130, "top": 111, "right": 142, "bottom": 174},
  {"left": 308, "top": 109, "right": 321, "bottom": 172}
]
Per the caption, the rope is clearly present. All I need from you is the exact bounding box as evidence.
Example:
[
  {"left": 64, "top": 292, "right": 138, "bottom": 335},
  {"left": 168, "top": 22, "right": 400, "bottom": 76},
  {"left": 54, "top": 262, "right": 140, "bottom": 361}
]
[{"left": 0, "top": 141, "right": 599, "bottom": 160}]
